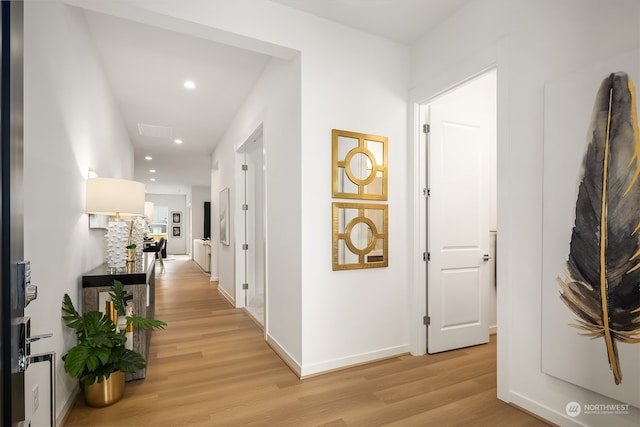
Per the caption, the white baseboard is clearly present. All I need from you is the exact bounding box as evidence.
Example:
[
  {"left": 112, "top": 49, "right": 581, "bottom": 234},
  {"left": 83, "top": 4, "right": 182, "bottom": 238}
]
[
  {"left": 490, "top": 325, "right": 497, "bottom": 335},
  {"left": 210, "top": 275, "right": 219, "bottom": 282},
  {"left": 265, "top": 337, "right": 411, "bottom": 380},
  {"left": 217, "top": 286, "right": 234, "bottom": 306},
  {"left": 57, "top": 386, "right": 80, "bottom": 426},
  {"left": 300, "top": 344, "right": 410, "bottom": 378},
  {"left": 508, "top": 390, "right": 583, "bottom": 427},
  {"left": 266, "top": 335, "right": 302, "bottom": 377}
]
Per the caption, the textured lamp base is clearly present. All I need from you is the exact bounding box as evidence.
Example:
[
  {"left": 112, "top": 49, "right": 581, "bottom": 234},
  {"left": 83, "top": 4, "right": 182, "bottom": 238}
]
[{"left": 105, "top": 221, "right": 128, "bottom": 269}]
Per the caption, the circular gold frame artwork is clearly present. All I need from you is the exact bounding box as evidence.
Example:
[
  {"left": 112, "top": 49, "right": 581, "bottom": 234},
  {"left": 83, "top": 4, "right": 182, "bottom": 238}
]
[
  {"left": 332, "top": 202, "right": 388, "bottom": 270},
  {"left": 332, "top": 129, "right": 388, "bottom": 200}
]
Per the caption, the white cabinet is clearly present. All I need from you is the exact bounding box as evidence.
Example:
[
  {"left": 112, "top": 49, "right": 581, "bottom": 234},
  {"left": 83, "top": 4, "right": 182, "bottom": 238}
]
[{"left": 193, "top": 239, "right": 211, "bottom": 272}]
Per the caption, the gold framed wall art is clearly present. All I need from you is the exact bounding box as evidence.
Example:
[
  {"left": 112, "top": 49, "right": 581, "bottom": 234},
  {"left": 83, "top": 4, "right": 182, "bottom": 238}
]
[
  {"left": 332, "top": 202, "right": 388, "bottom": 270},
  {"left": 332, "top": 129, "right": 388, "bottom": 200}
]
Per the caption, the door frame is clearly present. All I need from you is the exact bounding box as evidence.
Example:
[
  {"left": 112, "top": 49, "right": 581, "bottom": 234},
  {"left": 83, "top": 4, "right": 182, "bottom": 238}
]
[
  {"left": 411, "top": 64, "right": 499, "bottom": 356},
  {"left": 1, "top": 1, "right": 25, "bottom": 424},
  {"left": 423, "top": 68, "right": 496, "bottom": 353},
  {"left": 234, "top": 124, "right": 267, "bottom": 330}
]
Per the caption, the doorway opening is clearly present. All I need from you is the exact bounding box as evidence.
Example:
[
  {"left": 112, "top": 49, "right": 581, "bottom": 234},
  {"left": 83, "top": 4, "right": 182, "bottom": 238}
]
[
  {"left": 419, "top": 68, "right": 497, "bottom": 354},
  {"left": 235, "top": 126, "right": 266, "bottom": 327}
]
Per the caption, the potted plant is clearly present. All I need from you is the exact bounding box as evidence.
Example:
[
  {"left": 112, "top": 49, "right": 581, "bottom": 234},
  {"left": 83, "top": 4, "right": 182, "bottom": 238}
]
[
  {"left": 125, "top": 243, "right": 137, "bottom": 262},
  {"left": 125, "top": 220, "right": 141, "bottom": 262},
  {"left": 62, "top": 280, "right": 166, "bottom": 407}
]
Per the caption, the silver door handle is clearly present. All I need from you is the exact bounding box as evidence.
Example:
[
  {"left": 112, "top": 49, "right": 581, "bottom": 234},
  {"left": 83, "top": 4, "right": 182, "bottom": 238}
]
[
  {"left": 483, "top": 254, "right": 491, "bottom": 261},
  {"left": 26, "top": 283, "right": 37, "bottom": 306},
  {"left": 26, "top": 333, "right": 52, "bottom": 343}
]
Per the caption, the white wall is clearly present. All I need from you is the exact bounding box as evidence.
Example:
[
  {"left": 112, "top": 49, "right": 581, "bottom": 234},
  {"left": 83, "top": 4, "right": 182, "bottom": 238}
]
[
  {"left": 23, "top": 1, "right": 134, "bottom": 423},
  {"left": 122, "top": 0, "right": 413, "bottom": 373},
  {"left": 177, "top": 1, "right": 410, "bottom": 374},
  {"left": 25, "top": 0, "right": 639, "bottom": 425},
  {"left": 211, "top": 123, "right": 237, "bottom": 304},
  {"left": 211, "top": 55, "right": 302, "bottom": 364},
  {"left": 22, "top": 0, "right": 409, "bottom": 422},
  {"left": 410, "top": 0, "right": 640, "bottom": 426},
  {"left": 297, "top": 24, "right": 410, "bottom": 376},
  {"left": 27, "top": 0, "right": 639, "bottom": 425},
  {"left": 209, "top": 167, "right": 219, "bottom": 281}
]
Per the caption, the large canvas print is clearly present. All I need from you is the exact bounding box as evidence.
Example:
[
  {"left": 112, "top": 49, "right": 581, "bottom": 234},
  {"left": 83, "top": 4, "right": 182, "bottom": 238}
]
[{"left": 542, "top": 50, "right": 640, "bottom": 408}]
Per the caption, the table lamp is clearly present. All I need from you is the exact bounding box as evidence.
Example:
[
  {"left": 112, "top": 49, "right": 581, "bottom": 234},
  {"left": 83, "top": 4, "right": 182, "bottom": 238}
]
[{"left": 86, "top": 178, "right": 145, "bottom": 270}]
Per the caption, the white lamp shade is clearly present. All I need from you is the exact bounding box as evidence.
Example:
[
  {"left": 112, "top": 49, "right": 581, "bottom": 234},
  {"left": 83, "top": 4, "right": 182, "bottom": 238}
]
[
  {"left": 144, "top": 201, "right": 155, "bottom": 220},
  {"left": 86, "top": 178, "right": 145, "bottom": 216}
]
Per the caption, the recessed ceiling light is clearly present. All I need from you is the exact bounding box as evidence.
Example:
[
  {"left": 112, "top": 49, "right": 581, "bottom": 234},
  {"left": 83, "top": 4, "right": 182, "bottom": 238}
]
[
  {"left": 174, "top": 139, "right": 183, "bottom": 144},
  {"left": 145, "top": 156, "right": 152, "bottom": 160},
  {"left": 149, "top": 169, "right": 156, "bottom": 173},
  {"left": 183, "top": 80, "right": 196, "bottom": 89},
  {"left": 149, "top": 178, "right": 156, "bottom": 182}
]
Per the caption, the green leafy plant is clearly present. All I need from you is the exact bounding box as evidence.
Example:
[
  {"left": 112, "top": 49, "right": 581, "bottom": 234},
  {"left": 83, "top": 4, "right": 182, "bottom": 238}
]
[
  {"left": 125, "top": 243, "right": 137, "bottom": 250},
  {"left": 108, "top": 280, "right": 166, "bottom": 331},
  {"left": 62, "top": 280, "right": 166, "bottom": 386}
]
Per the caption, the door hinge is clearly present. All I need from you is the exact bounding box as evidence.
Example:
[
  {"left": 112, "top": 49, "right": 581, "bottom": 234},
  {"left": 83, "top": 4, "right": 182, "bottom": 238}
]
[
  {"left": 423, "top": 123, "right": 430, "bottom": 134},
  {"left": 242, "top": 283, "right": 249, "bottom": 290},
  {"left": 422, "top": 188, "right": 430, "bottom": 198},
  {"left": 423, "top": 316, "right": 430, "bottom": 325},
  {"left": 242, "top": 243, "right": 249, "bottom": 250},
  {"left": 242, "top": 204, "right": 248, "bottom": 211},
  {"left": 242, "top": 164, "right": 248, "bottom": 171},
  {"left": 422, "top": 252, "right": 430, "bottom": 262}
]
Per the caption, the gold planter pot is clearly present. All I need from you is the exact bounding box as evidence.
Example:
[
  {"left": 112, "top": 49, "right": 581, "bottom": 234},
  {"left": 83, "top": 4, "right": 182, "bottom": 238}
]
[{"left": 84, "top": 371, "right": 125, "bottom": 407}]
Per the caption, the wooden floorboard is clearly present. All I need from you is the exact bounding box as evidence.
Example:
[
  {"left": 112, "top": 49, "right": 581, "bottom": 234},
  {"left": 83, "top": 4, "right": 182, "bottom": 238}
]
[{"left": 62, "top": 256, "right": 550, "bottom": 427}]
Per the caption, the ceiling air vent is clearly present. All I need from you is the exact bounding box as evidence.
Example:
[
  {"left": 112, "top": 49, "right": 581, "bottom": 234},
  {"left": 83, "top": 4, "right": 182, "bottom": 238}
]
[{"left": 137, "top": 123, "right": 173, "bottom": 139}]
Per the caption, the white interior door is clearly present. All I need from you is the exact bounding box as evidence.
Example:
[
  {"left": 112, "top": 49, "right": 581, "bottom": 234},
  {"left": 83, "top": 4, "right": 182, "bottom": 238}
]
[
  {"left": 427, "top": 70, "right": 496, "bottom": 353},
  {"left": 236, "top": 127, "right": 266, "bottom": 326},
  {"left": 246, "top": 134, "right": 265, "bottom": 313}
]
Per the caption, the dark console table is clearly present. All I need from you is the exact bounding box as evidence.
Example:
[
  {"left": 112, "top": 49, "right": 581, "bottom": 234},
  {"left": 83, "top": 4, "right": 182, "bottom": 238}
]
[{"left": 81, "top": 252, "right": 156, "bottom": 380}]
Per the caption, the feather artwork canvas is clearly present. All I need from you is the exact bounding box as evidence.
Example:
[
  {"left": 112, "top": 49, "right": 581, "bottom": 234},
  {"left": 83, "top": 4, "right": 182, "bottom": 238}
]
[
  {"left": 542, "top": 50, "right": 640, "bottom": 409},
  {"left": 557, "top": 72, "right": 640, "bottom": 386}
]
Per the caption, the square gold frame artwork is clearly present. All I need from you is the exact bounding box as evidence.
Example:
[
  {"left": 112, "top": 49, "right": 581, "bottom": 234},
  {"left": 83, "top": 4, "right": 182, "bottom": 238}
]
[
  {"left": 332, "top": 202, "right": 388, "bottom": 270},
  {"left": 332, "top": 129, "right": 388, "bottom": 200}
]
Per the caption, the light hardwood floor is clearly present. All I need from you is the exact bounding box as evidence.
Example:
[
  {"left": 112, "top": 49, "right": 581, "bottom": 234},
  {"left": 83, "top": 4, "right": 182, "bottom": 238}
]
[{"left": 63, "top": 256, "right": 550, "bottom": 427}]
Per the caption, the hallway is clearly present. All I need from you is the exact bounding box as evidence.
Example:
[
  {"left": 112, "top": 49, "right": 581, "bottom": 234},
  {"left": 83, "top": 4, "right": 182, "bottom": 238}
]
[{"left": 62, "top": 257, "right": 548, "bottom": 426}]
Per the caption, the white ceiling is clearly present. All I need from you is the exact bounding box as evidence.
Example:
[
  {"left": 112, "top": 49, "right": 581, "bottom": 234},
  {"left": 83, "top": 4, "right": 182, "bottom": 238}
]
[
  {"left": 269, "top": 0, "right": 472, "bottom": 45},
  {"left": 80, "top": 0, "right": 470, "bottom": 191},
  {"left": 83, "top": 10, "right": 271, "bottom": 189}
]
